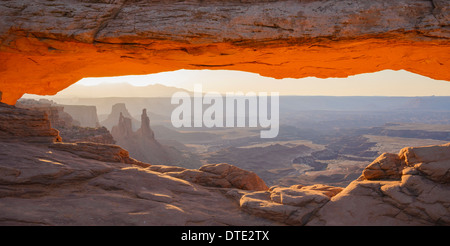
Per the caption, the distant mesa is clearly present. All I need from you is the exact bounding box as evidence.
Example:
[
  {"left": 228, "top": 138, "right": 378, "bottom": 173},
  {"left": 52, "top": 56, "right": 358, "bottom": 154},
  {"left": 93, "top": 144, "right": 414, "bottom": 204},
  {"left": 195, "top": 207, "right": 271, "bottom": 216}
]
[
  {"left": 58, "top": 104, "right": 100, "bottom": 128},
  {"left": 15, "top": 98, "right": 115, "bottom": 144},
  {"left": 49, "top": 83, "right": 193, "bottom": 99},
  {"left": 16, "top": 99, "right": 79, "bottom": 129},
  {"left": 17, "top": 98, "right": 100, "bottom": 128}
]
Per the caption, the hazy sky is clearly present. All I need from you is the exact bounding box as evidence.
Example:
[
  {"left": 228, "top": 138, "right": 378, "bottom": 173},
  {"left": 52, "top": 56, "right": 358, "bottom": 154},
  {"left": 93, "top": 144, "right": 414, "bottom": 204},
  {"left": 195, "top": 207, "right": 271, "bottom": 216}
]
[
  {"left": 71, "top": 69, "right": 450, "bottom": 97},
  {"left": 22, "top": 69, "right": 450, "bottom": 99}
]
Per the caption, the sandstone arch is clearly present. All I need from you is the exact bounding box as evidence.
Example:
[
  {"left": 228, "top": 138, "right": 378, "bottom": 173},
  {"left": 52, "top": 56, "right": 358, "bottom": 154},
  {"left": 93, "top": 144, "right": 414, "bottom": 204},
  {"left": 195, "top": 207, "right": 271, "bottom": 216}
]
[{"left": 0, "top": 0, "right": 449, "bottom": 104}]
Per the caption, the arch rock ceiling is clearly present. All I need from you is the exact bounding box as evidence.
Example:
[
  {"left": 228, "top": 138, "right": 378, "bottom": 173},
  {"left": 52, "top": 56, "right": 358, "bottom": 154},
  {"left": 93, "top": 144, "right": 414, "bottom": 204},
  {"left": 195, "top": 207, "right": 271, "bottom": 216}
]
[{"left": 0, "top": 0, "right": 449, "bottom": 104}]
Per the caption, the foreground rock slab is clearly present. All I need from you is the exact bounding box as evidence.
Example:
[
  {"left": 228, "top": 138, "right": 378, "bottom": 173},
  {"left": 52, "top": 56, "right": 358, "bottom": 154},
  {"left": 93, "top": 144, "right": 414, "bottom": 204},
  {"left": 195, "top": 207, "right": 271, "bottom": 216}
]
[
  {"left": 226, "top": 184, "right": 343, "bottom": 225},
  {"left": 307, "top": 143, "right": 450, "bottom": 225},
  {"left": 0, "top": 141, "right": 279, "bottom": 226}
]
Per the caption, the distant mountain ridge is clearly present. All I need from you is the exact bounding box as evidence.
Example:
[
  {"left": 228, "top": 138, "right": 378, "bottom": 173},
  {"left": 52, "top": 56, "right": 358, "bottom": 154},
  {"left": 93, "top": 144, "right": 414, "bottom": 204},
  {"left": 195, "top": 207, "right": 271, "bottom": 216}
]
[
  {"left": 52, "top": 83, "right": 192, "bottom": 98},
  {"left": 279, "top": 96, "right": 450, "bottom": 112}
]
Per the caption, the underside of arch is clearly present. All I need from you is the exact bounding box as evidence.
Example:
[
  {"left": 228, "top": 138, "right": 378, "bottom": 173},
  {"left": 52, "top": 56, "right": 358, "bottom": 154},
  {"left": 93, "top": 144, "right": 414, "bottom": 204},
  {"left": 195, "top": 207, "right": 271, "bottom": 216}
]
[{"left": 0, "top": 0, "right": 449, "bottom": 104}]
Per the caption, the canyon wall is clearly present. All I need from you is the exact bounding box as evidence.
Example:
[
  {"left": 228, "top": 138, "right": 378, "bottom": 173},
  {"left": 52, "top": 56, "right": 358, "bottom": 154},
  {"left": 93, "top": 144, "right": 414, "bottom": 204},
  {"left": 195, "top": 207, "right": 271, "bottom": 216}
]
[
  {"left": 0, "top": 0, "right": 449, "bottom": 104},
  {"left": 60, "top": 104, "right": 100, "bottom": 128},
  {"left": 16, "top": 99, "right": 115, "bottom": 144},
  {"left": 0, "top": 102, "right": 61, "bottom": 143}
]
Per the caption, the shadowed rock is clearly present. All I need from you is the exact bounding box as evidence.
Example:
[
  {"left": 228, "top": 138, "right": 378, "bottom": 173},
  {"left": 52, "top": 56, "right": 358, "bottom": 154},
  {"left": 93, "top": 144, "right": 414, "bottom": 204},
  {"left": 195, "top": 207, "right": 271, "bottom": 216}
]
[
  {"left": 0, "top": 102, "right": 61, "bottom": 143},
  {"left": 307, "top": 143, "right": 450, "bottom": 225},
  {"left": 155, "top": 163, "right": 269, "bottom": 191}
]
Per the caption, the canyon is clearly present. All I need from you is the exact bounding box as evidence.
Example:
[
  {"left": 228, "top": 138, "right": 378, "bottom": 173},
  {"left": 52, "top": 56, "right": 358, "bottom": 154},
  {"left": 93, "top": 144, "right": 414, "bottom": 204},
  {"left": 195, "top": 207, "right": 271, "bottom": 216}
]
[
  {"left": 0, "top": 101, "right": 449, "bottom": 226},
  {"left": 0, "top": 0, "right": 449, "bottom": 227}
]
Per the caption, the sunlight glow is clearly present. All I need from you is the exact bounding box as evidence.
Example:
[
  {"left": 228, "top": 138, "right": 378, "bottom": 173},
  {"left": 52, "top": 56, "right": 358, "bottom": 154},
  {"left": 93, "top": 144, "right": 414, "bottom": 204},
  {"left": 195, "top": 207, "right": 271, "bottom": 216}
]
[
  {"left": 74, "top": 69, "right": 450, "bottom": 97},
  {"left": 22, "top": 69, "right": 450, "bottom": 99}
]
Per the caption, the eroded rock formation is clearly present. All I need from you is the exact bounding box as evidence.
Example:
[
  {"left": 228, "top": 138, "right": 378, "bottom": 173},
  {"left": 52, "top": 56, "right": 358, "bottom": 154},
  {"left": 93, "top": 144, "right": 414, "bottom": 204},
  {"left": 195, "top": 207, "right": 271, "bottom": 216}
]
[
  {"left": 226, "top": 184, "right": 344, "bottom": 225},
  {"left": 0, "top": 103, "right": 449, "bottom": 225},
  {"left": 59, "top": 104, "right": 100, "bottom": 128},
  {"left": 307, "top": 143, "right": 450, "bottom": 225},
  {"left": 16, "top": 99, "right": 115, "bottom": 144},
  {"left": 0, "top": 0, "right": 449, "bottom": 104},
  {"left": 102, "top": 103, "right": 139, "bottom": 131},
  {"left": 111, "top": 107, "right": 198, "bottom": 166},
  {"left": 49, "top": 141, "right": 147, "bottom": 167},
  {"left": 16, "top": 99, "right": 78, "bottom": 129},
  {"left": 153, "top": 163, "right": 269, "bottom": 191},
  {"left": 0, "top": 103, "right": 276, "bottom": 225},
  {"left": 229, "top": 142, "right": 450, "bottom": 225},
  {"left": 138, "top": 108, "right": 155, "bottom": 139},
  {"left": 111, "top": 108, "right": 172, "bottom": 164},
  {"left": 0, "top": 140, "right": 279, "bottom": 226},
  {"left": 0, "top": 102, "right": 61, "bottom": 143},
  {"left": 57, "top": 125, "right": 116, "bottom": 144}
]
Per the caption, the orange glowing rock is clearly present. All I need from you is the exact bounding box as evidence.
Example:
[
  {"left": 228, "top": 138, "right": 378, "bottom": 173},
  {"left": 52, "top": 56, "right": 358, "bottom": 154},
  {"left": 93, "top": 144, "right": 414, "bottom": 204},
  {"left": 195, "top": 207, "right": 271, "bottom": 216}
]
[{"left": 0, "top": 0, "right": 449, "bottom": 104}]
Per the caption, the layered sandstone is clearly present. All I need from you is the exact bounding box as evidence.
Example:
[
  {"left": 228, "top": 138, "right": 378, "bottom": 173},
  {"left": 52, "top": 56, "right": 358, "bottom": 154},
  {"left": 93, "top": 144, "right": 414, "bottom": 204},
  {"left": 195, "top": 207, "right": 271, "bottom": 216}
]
[
  {"left": 16, "top": 99, "right": 78, "bottom": 129},
  {"left": 0, "top": 141, "right": 278, "bottom": 226},
  {"left": 0, "top": 104, "right": 275, "bottom": 225},
  {"left": 224, "top": 143, "right": 450, "bottom": 225},
  {"left": 0, "top": 103, "right": 449, "bottom": 225},
  {"left": 16, "top": 99, "right": 115, "bottom": 144},
  {"left": 226, "top": 184, "right": 344, "bottom": 225},
  {"left": 152, "top": 163, "right": 269, "bottom": 191},
  {"left": 102, "top": 103, "right": 139, "bottom": 131},
  {"left": 49, "top": 142, "right": 147, "bottom": 167},
  {"left": 111, "top": 108, "right": 173, "bottom": 165},
  {"left": 0, "top": 0, "right": 449, "bottom": 104},
  {"left": 306, "top": 143, "right": 450, "bottom": 225},
  {"left": 0, "top": 102, "right": 61, "bottom": 143},
  {"left": 110, "top": 107, "right": 203, "bottom": 167},
  {"left": 58, "top": 126, "right": 116, "bottom": 144},
  {"left": 59, "top": 104, "right": 100, "bottom": 128}
]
